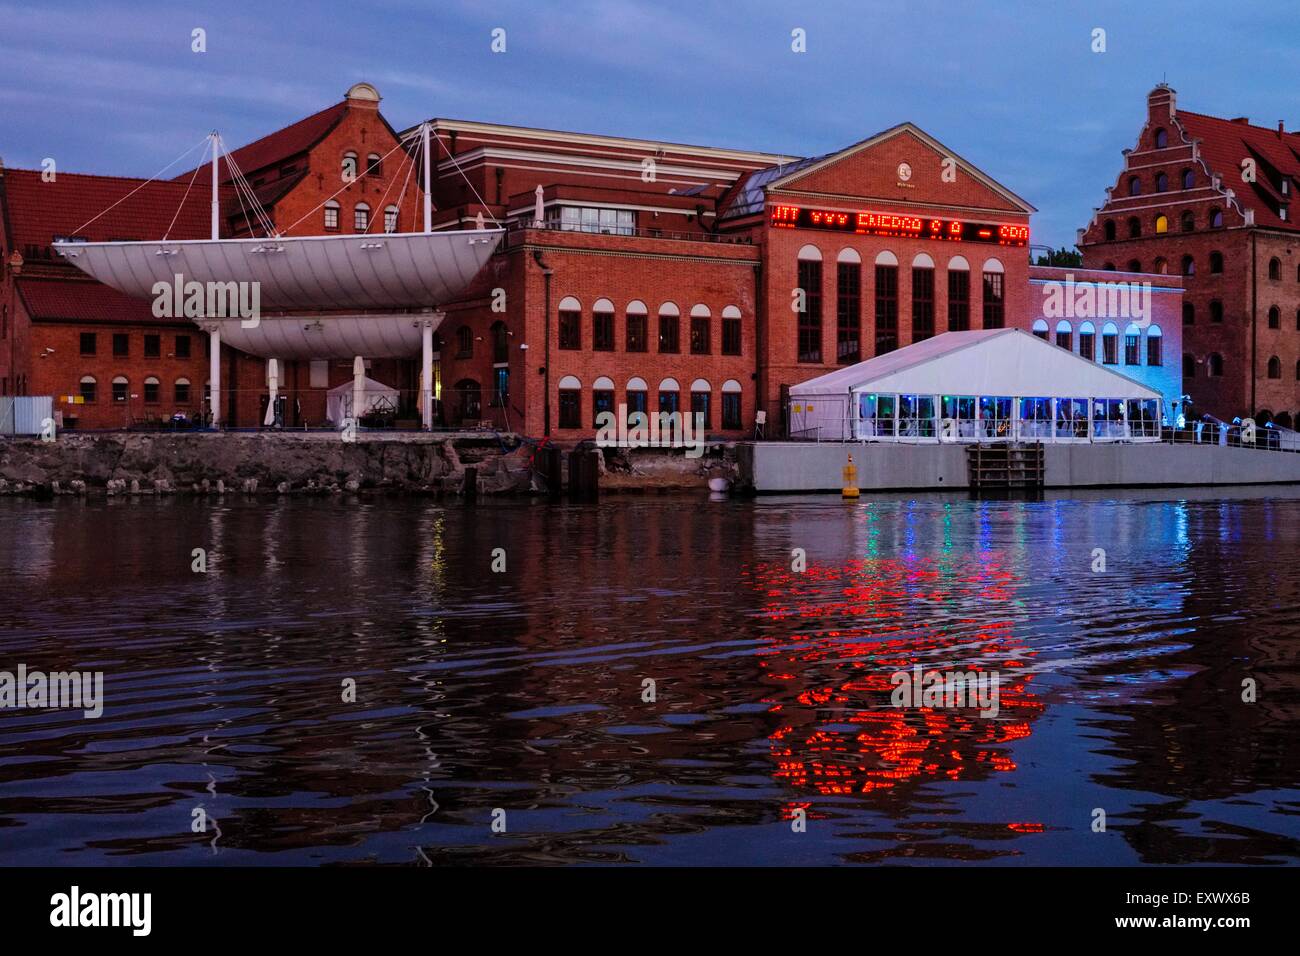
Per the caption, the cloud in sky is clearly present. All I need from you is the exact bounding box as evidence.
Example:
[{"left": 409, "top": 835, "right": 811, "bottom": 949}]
[{"left": 1, "top": 0, "right": 1296, "bottom": 248}]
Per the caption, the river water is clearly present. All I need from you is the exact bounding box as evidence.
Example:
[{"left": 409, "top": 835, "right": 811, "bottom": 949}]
[{"left": 1, "top": 489, "right": 1297, "bottom": 865}]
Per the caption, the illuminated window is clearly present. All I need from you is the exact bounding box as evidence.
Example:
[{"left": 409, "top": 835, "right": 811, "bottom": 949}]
[
  {"left": 911, "top": 253, "right": 935, "bottom": 342},
  {"left": 947, "top": 257, "right": 970, "bottom": 331},
  {"left": 558, "top": 296, "right": 582, "bottom": 350},
  {"left": 981, "top": 259, "right": 1004, "bottom": 329},
  {"left": 324, "top": 200, "right": 340, "bottom": 231},
  {"left": 836, "top": 250, "right": 860, "bottom": 364},
  {"left": 874, "top": 252, "right": 898, "bottom": 354},
  {"left": 1155, "top": 214, "right": 1168, "bottom": 233},
  {"left": 354, "top": 202, "right": 370, "bottom": 231},
  {"left": 1146, "top": 326, "right": 1163, "bottom": 366},
  {"left": 593, "top": 300, "right": 615, "bottom": 351},
  {"left": 797, "top": 247, "right": 822, "bottom": 363},
  {"left": 658, "top": 303, "right": 680, "bottom": 354},
  {"left": 626, "top": 301, "right": 648, "bottom": 352},
  {"left": 690, "top": 305, "right": 711, "bottom": 355}
]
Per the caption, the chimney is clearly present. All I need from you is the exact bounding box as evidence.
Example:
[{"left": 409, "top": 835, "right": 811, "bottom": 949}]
[
  {"left": 1279, "top": 120, "right": 1285, "bottom": 138},
  {"left": 1148, "top": 83, "right": 1177, "bottom": 122},
  {"left": 1230, "top": 117, "right": 1250, "bottom": 125}
]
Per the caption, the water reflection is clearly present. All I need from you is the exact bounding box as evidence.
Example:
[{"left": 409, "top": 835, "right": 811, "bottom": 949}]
[{"left": 0, "top": 488, "right": 1296, "bottom": 865}]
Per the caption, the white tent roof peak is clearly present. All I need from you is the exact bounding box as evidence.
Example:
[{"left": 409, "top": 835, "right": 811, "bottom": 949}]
[{"left": 789, "top": 328, "right": 1161, "bottom": 400}]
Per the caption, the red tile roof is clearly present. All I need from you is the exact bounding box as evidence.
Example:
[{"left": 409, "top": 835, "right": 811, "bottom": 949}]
[
  {"left": 16, "top": 277, "right": 175, "bottom": 325},
  {"left": 1, "top": 167, "right": 216, "bottom": 251},
  {"left": 1178, "top": 110, "right": 1300, "bottom": 232},
  {"left": 174, "top": 101, "right": 347, "bottom": 184}
]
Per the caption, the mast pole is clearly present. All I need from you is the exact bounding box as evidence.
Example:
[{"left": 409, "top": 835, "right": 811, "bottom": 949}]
[
  {"left": 422, "top": 121, "right": 432, "bottom": 233},
  {"left": 210, "top": 131, "right": 220, "bottom": 241}
]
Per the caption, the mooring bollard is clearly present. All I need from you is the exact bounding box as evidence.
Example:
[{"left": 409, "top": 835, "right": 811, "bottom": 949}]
[{"left": 842, "top": 452, "right": 859, "bottom": 499}]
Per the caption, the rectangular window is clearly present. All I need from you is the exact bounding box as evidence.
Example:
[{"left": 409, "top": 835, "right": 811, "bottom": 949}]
[
  {"left": 1124, "top": 333, "right": 1140, "bottom": 365},
  {"left": 1079, "top": 331, "right": 1095, "bottom": 361},
  {"left": 80, "top": 332, "right": 97, "bottom": 355},
  {"left": 722, "top": 391, "right": 741, "bottom": 430},
  {"left": 592, "top": 389, "right": 614, "bottom": 426},
  {"left": 593, "top": 310, "right": 614, "bottom": 351},
  {"left": 659, "top": 390, "right": 679, "bottom": 414},
  {"left": 982, "top": 271, "right": 1004, "bottom": 328},
  {"left": 691, "top": 391, "right": 711, "bottom": 429},
  {"left": 558, "top": 309, "right": 581, "bottom": 350},
  {"left": 558, "top": 389, "right": 580, "bottom": 428},
  {"left": 1055, "top": 328, "right": 1071, "bottom": 350},
  {"left": 626, "top": 313, "right": 647, "bottom": 352},
  {"left": 175, "top": 381, "right": 190, "bottom": 403},
  {"left": 627, "top": 390, "right": 648, "bottom": 415},
  {"left": 384, "top": 208, "right": 398, "bottom": 233},
  {"left": 836, "top": 262, "right": 860, "bottom": 364},
  {"left": 144, "top": 334, "right": 160, "bottom": 358},
  {"left": 324, "top": 205, "right": 339, "bottom": 231},
  {"left": 658, "top": 314, "right": 679, "bottom": 353},
  {"left": 175, "top": 334, "right": 191, "bottom": 358},
  {"left": 911, "top": 266, "right": 935, "bottom": 342},
  {"left": 874, "top": 264, "right": 898, "bottom": 354},
  {"left": 1146, "top": 335, "right": 1162, "bottom": 367},
  {"left": 722, "top": 317, "right": 742, "bottom": 356},
  {"left": 493, "top": 367, "right": 509, "bottom": 407},
  {"left": 1102, "top": 332, "right": 1118, "bottom": 364},
  {"left": 948, "top": 270, "right": 970, "bottom": 331},
  {"left": 797, "top": 259, "right": 822, "bottom": 363},
  {"left": 80, "top": 378, "right": 96, "bottom": 403},
  {"left": 113, "top": 333, "right": 129, "bottom": 357},
  {"left": 144, "top": 380, "right": 159, "bottom": 403},
  {"left": 690, "top": 316, "right": 710, "bottom": 355},
  {"left": 112, "top": 379, "right": 128, "bottom": 402},
  {"left": 354, "top": 206, "right": 369, "bottom": 231}
]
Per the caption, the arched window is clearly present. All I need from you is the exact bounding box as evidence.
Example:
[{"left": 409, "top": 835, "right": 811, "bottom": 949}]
[
  {"left": 1128, "top": 176, "right": 1141, "bottom": 196},
  {"left": 490, "top": 320, "right": 509, "bottom": 363},
  {"left": 947, "top": 256, "right": 970, "bottom": 332},
  {"left": 1104, "top": 262, "right": 1116, "bottom": 271},
  {"left": 1268, "top": 306, "right": 1281, "bottom": 329},
  {"left": 1123, "top": 323, "right": 1142, "bottom": 365},
  {"left": 1209, "top": 251, "right": 1224, "bottom": 273},
  {"left": 1054, "top": 319, "right": 1072, "bottom": 350},
  {"left": 1181, "top": 169, "right": 1194, "bottom": 189},
  {"left": 1155, "top": 214, "right": 1168, "bottom": 233},
  {"left": 981, "top": 258, "right": 1004, "bottom": 329},
  {"left": 1269, "top": 257, "right": 1281, "bottom": 280},
  {"left": 797, "top": 245, "right": 823, "bottom": 363},
  {"left": 1155, "top": 173, "right": 1168, "bottom": 193},
  {"left": 1127, "top": 216, "right": 1141, "bottom": 238},
  {"left": 721, "top": 379, "right": 742, "bottom": 429},
  {"left": 875, "top": 250, "right": 900, "bottom": 353},
  {"left": 1154, "top": 128, "right": 1168, "bottom": 148},
  {"left": 456, "top": 324, "right": 473, "bottom": 358},
  {"left": 341, "top": 151, "right": 358, "bottom": 182},
  {"left": 557, "top": 375, "right": 581, "bottom": 429},
  {"left": 1208, "top": 353, "right": 1224, "bottom": 377},
  {"left": 658, "top": 302, "right": 680, "bottom": 354},
  {"left": 626, "top": 376, "right": 648, "bottom": 415},
  {"left": 1181, "top": 254, "right": 1195, "bottom": 276},
  {"left": 1267, "top": 356, "right": 1281, "bottom": 379},
  {"left": 722, "top": 305, "right": 743, "bottom": 356},
  {"left": 112, "top": 375, "right": 129, "bottom": 403},
  {"left": 1210, "top": 299, "right": 1224, "bottom": 323},
  {"left": 383, "top": 205, "right": 399, "bottom": 233},
  {"left": 626, "top": 300, "right": 648, "bottom": 353},
  {"left": 592, "top": 298, "right": 615, "bottom": 352},
  {"left": 1180, "top": 210, "right": 1195, "bottom": 232},
  {"left": 1146, "top": 325, "right": 1163, "bottom": 366},
  {"left": 592, "top": 376, "right": 615, "bottom": 426},
  {"left": 324, "top": 199, "right": 340, "bottom": 231},
  {"left": 366, "top": 153, "right": 383, "bottom": 178},
  {"left": 174, "top": 377, "right": 191, "bottom": 403},
  {"left": 657, "top": 377, "right": 680, "bottom": 414},
  {"left": 1031, "top": 318, "right": 1049, "bottom": 340},
  {"left": 1296, "top": 308, "right": 1300, "bottom": 330},
  {"left": 1183, "top": 302, "right": 1195, "bottom": 325},
  {"left": 1127, "top": 259, "right": 1142, "bottom": 272},
  {"left": 558, "top": 296, "right": 581, "bottom": 350},
  {"left": 144, "top": 375, "right": 160, "bottom": 404},
  {"left": 1103, "top": 219, "right": 1116, "bottom": 241},
  {"left": 1184, "top": 354, "right": 1196, "bottom": 378},
  {"left": 1153, "top": 257, "right": 1168, "bottom": 274},
  {"left": 690, "top": 378, "right": 712, "bottom": 429},
  {"left": 911, "top": 252, "right": 935, "bottom": 341},
  {"left": 1101, "top": 322, "right": 1119, "bottom": 364},
  {"left": 354, "top": 202, "right": 370, "bottom": 231},
  {"left": 1210, "top": 208, "right": 1223, "bottom": 228},
  {"left": 1296, "top": 359, "right": 1300, "bottom": 380},
  {"left": 79, "top": 375, "right": 96, "bottom": 403},
  {"left": 689, "top": 304, "right": 711, "bottom": 355},
  {"left": 1078, "top": 321, "right": 1096, "bottom": 361}
]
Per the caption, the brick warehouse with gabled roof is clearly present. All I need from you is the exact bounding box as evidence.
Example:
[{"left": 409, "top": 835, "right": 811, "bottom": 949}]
[
  {"left": 1080, "top": 84, "right": 1300, "bottom": 427},
  {"left": 3, "top": 81, "right": 1182, "bottom": 436}
]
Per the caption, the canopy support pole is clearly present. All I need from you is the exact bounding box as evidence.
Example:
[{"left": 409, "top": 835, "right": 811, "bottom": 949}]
[
  {"left": 209, "top": 131, "right": 220, "bottom": 241},
  {"left": 421, "top": 320, "right": 434, "bottom": 430},
  {"left": 422, "top": 122, "right": 432, "bottom": 234},
  {"left": 207, "top": 325, "right": 221, "bottom": 427}
]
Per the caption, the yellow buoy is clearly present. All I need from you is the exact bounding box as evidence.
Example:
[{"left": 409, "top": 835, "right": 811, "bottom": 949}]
[{"left": 842, "top": 452, "right": 859, "bottom": 499}]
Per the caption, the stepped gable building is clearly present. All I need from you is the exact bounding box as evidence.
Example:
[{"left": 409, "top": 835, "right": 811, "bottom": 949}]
[
  {"left": 7, "top": 81, "right": 1181, "bottom": 436},
  {"left": 1079, "top": 84, "right": 1300, "bottom": 426}
]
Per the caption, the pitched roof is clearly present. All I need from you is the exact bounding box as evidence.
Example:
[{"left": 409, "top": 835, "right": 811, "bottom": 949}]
[
  {"left": 173, "top": 101, "right": 347, "bottom": 184},
  {"left": 16, "top": 277, "right": 172, "bottom": 325},
  {"left": 718, "top": 155, "right": 819, "bottom": 221},
  {"left": 1, "top": 167, "right": 214, "bottom": 252},
  {"left": 1177, "top": 110, "right": 1300, "bottom": 232}
]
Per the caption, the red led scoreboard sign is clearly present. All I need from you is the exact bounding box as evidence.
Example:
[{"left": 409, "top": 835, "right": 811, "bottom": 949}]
[{"left": 770, "top": 205, "right": 1029, "bottom": 246}]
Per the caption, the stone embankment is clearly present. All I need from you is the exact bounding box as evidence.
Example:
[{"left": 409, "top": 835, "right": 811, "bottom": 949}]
[{"left": 0, "top": 433, "right": 737, "bottom": 497}]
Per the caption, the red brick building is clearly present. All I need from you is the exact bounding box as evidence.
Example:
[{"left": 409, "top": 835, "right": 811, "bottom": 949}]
[
  {"left": 5, "top": 82, "right": 1093, "bottom": 438},
  {"left": 1080, "top": 84, "right": 1300, "bottom": 426}
]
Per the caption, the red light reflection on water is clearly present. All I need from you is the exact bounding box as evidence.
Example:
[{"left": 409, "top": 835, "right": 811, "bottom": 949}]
[{"left": 744, "top": 555, "right": 1045, "bottom": 802}]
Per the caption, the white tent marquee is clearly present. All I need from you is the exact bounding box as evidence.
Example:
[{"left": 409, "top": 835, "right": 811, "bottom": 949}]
[
  {"left": 789, "top": 328, "right": 1164, "bottom": 443},
  {"left": 326, "top": 375, "right": 399, "bottom": 425}
]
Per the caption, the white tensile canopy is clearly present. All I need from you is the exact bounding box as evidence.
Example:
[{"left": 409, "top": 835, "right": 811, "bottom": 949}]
[
  {"left": 789, "top": 328, "right": 1164, "bottom": 443},
  {"left": 326, "top": 375, "right": 399, "bottom": 424}
]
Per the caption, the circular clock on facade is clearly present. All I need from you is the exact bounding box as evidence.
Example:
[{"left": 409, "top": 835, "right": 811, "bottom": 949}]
[{"left": 897, "top": 162, "right": 913, "bottom": 182}]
